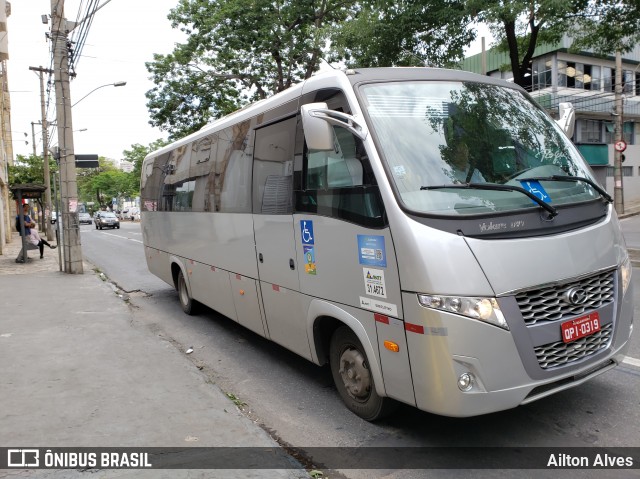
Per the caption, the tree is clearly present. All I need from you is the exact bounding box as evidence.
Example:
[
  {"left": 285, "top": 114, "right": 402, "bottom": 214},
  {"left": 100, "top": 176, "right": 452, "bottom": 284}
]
[
  {"left": 468, "top": 1, "right": 640, "bottom": 89},
  {"left": 122, "top": 139, "right": 169, "bottom": 190},
  {"left": 331, "top": 0, "right": 476, "bottom": 68},
  {"left": 76, "top": 158, "right": 125, "bottom": 208},
  {"left": 146, "top": 0, "right": 353, "bottom": 138},
  {"left": 570, "top": 0, "right": 640, "bottom": 55},
  {"left": 468, "top": 0, "right": 586, "bottom": 88},
  {"left": 8, "top": 154, "right": 58, "bottom": 186}
]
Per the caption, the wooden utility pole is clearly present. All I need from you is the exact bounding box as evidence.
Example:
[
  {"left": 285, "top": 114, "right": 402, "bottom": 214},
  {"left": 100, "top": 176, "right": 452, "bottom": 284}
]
[
  {"left": 29, "top": 66, "right": 54, "bottom": 241},
  {"left": 613, "top": 51, "right": 624, "bottom": 215},
  {"left": 51, "top": 0, "right": 83, "bottom": 273}
]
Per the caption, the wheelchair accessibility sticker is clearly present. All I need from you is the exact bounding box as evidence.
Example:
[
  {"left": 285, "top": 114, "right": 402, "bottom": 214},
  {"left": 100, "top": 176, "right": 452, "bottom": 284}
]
[
  {"left": 519, "top": 180, "right": 551, "bottom": 203},
  {"left": 300, "top": 220, "right": 317, "bottom": 275},
  {"left": 301, "top": 220, "right": 314, "bottom": 245}
]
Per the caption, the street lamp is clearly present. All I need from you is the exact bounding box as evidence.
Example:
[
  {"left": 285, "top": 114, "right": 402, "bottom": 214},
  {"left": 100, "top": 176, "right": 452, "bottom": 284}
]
[{"left": 71, "top": 81, "right": 127, "bottom": 108}]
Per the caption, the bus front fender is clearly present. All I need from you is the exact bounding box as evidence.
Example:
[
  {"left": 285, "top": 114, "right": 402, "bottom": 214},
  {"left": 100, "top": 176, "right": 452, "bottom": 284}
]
[{"left": 307, "top": 298, "right": 387, "bottom": 398}]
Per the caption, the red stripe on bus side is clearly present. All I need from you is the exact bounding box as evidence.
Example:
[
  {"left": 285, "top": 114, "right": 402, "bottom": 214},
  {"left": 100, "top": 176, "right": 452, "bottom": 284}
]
[
  {"left": 374, "top": 313, "right": 389, "bottom": 324},
  {"left": 405, "top": 323, "right": 424, "bottom": 334}
]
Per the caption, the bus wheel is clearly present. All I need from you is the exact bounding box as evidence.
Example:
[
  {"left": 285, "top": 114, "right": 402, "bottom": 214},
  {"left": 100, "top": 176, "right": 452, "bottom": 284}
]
[
  {"left": 329, "top": 326, "right": 396, "bottom": 421},
  {"left": 177, "top": 270, "right": 197, "bottom": 315}
]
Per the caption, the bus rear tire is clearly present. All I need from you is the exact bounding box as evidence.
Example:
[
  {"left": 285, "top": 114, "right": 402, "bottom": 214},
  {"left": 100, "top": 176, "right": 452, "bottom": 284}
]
[
  {"left": 329, "top": 326, "right": 396, "bottom": 421},
  {"left": 177, "top": 270, "right": 197, "bottom": 315}
]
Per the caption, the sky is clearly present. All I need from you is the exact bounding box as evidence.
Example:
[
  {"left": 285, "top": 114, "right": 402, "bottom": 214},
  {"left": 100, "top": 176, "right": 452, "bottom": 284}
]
[
  {"left": 6, "top": 1, "right": 492, "bottom": 164},
  {"left": 7, "top": 0, "right": 186, "bottom": 162}
]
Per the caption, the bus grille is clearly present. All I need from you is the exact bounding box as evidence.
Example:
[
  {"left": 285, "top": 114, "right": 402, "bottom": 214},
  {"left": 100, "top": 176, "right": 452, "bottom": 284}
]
[
  {"left": 516, "top": 270, "right": 614, "bottom": 326},
  {"left": 534, "top": 323, "right": 613, "bottom": 369}
]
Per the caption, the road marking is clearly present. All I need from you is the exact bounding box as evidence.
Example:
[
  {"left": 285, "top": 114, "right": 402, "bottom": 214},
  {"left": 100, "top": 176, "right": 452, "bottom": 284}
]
[
  {"left": 102, "top": 232, "right": 143, "bottom": 243},
  {"left": 623, "top": 356, "right": 640, "bottom": 368}
]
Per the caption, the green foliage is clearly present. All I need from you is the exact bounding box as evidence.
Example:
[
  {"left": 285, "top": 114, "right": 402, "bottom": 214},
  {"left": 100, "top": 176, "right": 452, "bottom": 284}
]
[
  {"left": 468, "top": 0, "right": 584, "bottom": 87},
  {"left": 331, "top": 0, "right": 476, "bottom": 68},
  {"left": 145, "top": 0, "right": 354, "bottom": 138},
  {"left": 122, "top": 139, "right": 169, "bottom": 184},
  {"left": 467, "top": 0, "right": 640, "bottom": 88},
  {"left": 77, "top": 139, "right": 167, "bottom": 208},
  {"left": 570, "top": 0, "right": 640, "bottom": 55},
  {"left": 8, "top": 154, "right": 58, "bottom": 186}
]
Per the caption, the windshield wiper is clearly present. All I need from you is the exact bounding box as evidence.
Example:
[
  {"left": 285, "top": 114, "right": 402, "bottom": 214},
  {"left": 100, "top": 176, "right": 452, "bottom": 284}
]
[
  {"left": 420, "top": 183, "right": 558, "bottom": 218},
  {"left": 516, "top": 175, "right": 613, "bottom": 203}
]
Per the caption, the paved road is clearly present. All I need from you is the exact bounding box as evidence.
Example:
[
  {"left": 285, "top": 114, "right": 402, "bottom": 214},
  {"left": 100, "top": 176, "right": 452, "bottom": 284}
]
[{"left": 78, "top": 220, "right": 640, "bottom": 479}]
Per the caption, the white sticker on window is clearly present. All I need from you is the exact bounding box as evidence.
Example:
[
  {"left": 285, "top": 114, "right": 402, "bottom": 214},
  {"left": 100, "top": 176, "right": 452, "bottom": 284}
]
[{"left": 393, "top": 165, "right": 407, "bottom": 179}]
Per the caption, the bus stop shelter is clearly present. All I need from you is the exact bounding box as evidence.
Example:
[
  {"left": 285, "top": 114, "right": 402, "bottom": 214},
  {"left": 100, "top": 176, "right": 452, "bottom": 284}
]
[{"left": 10, "top": 183, "right": 47, "bottom": 263}]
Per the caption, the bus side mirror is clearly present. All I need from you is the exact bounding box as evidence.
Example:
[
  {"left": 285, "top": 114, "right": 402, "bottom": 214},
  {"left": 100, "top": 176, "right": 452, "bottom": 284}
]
[
  {"left": 556, "top": 102, "right": 575, "bottom": 138},
  {"left": 301, "top": 102, "right": 334, "bottom": 151}
]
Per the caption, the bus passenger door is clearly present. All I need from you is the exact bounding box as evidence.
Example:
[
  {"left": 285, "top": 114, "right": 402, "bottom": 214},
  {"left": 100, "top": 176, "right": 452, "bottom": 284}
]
[{"left": 252, "top": 117, "right": 311, "bottom": 360}]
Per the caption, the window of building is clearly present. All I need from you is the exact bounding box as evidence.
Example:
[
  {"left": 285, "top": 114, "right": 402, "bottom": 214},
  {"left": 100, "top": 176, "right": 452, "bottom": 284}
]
[
  {"left": 608, "top": 166, "right": 633, "bottom": 177},
  {"left": 579, "top": 120, "right": 603, "bottom": 143},
  {"left": 532, "top": 58, "right": 552, "bottom": 91},
  {"left": 603, "top": 67, "right": 614, "bottom": 92},
  {"left": 607, "top": 166, "right": 633, "bottom": 177},
  {"left": 623, "top": 70, "right": 634, "bottom": 94},
  {"left": 589, "top": 65, "right": 601, "bottom": 91},
  {"left": 605, "top": 122, "right": 635, "bottom": 145}
]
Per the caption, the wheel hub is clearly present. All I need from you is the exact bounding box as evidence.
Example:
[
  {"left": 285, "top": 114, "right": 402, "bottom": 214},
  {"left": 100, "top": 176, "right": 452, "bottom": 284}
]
[{"left": 338, "top": 347, "right": 371, "bottom": 399}]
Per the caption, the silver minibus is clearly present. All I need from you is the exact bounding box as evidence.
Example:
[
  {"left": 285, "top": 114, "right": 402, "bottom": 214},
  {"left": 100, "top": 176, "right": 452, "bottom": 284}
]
[{"left": 141, "top": 68, "right": 633, "bottom": 420}]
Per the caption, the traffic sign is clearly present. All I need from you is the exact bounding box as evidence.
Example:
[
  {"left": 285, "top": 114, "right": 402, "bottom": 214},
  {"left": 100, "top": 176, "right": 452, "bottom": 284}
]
[{"left": 614, "top": 140, "right": 627, "bottom": 152}]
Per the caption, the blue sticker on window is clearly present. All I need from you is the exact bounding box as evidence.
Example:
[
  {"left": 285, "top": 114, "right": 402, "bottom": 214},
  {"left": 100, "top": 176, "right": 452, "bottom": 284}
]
[
  {"left": 357, "top": 235, "right": 386, "bottom": 267},
  {"left": 300, "top": 220, "right": 314, "bottom": 245},
  {"left": 519, "top": 180, "right": 551, "bottom": 203}
]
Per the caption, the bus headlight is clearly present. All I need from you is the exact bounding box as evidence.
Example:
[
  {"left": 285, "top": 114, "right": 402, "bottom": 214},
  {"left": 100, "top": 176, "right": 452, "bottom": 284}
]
[
  {"left": 621, "top": 256, "right": 632, "bottom": 295},
  {"left": 418, "top": 294, "right": 509, "bottom": 330}
]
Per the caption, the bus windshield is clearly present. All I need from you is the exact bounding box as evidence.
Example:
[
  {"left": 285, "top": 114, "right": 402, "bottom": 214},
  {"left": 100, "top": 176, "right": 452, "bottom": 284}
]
[{"left": 360, "top": 81, "right": 601, "bottom": 216}]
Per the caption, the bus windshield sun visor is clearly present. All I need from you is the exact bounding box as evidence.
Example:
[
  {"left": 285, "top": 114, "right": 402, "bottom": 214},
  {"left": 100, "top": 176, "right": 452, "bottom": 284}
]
[
  {"left": 516, "top": 175, "right": 613, "bottom": 203},
  {"left": 420, "top": 183, "right": 558, "bottom": 219}
]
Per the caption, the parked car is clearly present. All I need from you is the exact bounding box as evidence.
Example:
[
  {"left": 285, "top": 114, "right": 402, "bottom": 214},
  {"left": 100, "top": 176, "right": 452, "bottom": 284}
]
[
  {"left": 51, "top": 212, "right": 58, "bottom": 224},
  {"left": 78, "top": 212, "right": 92, "bottom": 225},
  {"left": 95, "top": 211, "right": 120, "bottom": 230},
  {"left": 118, "top": 209, "right": 129, "bottom": 220}
]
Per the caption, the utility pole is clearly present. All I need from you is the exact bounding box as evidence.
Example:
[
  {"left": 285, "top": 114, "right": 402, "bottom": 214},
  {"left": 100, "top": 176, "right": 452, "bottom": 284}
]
[
  {"left": 51, "top": 0, "right": 83, "bottom": 273},
  {"left": 613, "top": 51, "right": 624, "bottom": 215},
  {"left": 29, "top": 66, "right": 54, "bottom": 241}
]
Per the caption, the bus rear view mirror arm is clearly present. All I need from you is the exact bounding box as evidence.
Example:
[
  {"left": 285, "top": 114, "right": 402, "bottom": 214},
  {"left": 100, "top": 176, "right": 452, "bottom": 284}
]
[{"left": 301, "top": 103, "right": 368, "bottom": 151}]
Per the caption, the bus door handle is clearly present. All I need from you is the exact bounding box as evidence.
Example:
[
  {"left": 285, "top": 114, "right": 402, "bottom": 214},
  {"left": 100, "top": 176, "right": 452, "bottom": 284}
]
[
  {"left": 259, "top": 253, "right": 263, "bottom": 263},
  {"left": 289, "top": 259, "right": 295, "bottom": 270}
]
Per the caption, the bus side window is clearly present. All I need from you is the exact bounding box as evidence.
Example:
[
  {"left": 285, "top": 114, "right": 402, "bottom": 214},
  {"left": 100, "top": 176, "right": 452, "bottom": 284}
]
[
  {"left": 298, "top": 124, "right": 385, "bottom": 228},
  {"left": 252, "top": 117, "right": 297, "bottom": 214}
]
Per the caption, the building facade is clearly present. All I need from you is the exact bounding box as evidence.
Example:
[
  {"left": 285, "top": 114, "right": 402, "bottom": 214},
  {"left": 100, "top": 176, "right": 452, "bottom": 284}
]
[
  {"left": 0, "top": 1, "right": 12, "bottom": 255},
  {"left": 462, "top": 37, "right": 640, "bottom": 208}
]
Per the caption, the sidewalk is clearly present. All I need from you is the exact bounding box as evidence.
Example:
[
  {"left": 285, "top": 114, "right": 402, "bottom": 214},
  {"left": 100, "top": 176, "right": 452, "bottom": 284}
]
[{"left": 0, "top": 233, "right": 309, "bottom": 478}]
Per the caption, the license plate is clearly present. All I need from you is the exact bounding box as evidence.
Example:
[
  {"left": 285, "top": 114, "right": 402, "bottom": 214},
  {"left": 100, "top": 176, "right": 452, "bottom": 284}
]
[{"left": 561, "top": 312, "right": 600, "bottom": 343}]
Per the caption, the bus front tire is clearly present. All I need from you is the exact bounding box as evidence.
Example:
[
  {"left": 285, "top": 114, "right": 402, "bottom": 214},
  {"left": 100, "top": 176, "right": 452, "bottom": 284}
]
[
  {"left": 329, "top": 326, "right": 396, "bottom": 421},
  {"left": 177, "top": 270, "right": 197, "bottom": 315}
]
